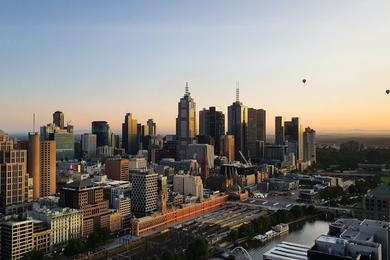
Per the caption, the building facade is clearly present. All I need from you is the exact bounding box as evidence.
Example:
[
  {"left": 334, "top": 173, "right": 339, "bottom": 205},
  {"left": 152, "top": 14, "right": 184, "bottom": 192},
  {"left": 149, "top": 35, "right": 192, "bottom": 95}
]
[
  {"left": 176, "top": 83, "right": 197, "bottom": 146},
  {"left": 122, "top": 113, "right": 138, "bottom": 155}
]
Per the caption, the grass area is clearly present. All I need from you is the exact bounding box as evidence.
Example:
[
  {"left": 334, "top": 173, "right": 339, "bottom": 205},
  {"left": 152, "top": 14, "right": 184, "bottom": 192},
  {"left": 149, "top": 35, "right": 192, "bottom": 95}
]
[{"left": 380, "top": 176, "right": 390, "bottom": 184}]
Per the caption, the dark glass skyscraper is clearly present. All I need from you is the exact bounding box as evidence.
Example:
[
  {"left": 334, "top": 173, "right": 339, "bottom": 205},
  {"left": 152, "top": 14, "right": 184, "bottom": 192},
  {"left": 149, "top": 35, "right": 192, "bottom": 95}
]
[
  {"left": 53, "top": 111, "right": 64, "bottom": 129},
  {"left": 92, "top": 121, "right": 112, "bottom": 147},
  {"left": 228, "top": 90, "right": 248, "bottom": 160},
  {"left": 198, "top": 106, "right": 225, "bottom": 155}
]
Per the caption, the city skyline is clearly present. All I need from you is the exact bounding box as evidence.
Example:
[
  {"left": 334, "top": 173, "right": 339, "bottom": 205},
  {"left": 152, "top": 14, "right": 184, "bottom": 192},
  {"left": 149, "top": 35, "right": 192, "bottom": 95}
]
[{"left": 1, "top": 1, "right": 390, "bottom": 134}]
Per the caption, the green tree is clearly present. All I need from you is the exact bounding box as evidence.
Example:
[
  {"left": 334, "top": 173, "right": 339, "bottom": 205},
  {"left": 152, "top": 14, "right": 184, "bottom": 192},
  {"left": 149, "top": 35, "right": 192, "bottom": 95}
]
[
  {"left": 291, "top": 205, "right": 304, "bottom": 219},
  {"left": 64, "top": 238, "right": 87, "bottom": 256}
]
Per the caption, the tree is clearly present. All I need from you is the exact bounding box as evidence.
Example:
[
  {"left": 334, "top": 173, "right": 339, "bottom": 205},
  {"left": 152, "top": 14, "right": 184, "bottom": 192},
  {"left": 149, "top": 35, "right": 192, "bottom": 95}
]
[
  {"left": 23, "top": 250, "right": 44, "bottom": 260},
  {"left": 291, "top": 205, "right": 304, "bottom": 219},
  {"left": 160, "top": 250, "right": 175, "bottom": 260},
  {"left": 64, "top": 238, "right": 87, "bottom": 256}
]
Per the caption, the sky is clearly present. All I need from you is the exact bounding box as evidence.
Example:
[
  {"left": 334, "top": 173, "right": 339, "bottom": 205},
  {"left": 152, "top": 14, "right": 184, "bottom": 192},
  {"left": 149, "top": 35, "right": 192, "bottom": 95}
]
[{"left": 1, "top": 1, "right": 390, "bottom": 135}]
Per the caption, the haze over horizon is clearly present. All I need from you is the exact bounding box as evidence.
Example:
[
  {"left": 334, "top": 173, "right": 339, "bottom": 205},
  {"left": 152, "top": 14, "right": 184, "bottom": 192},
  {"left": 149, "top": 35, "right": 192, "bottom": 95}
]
[{"left": 1, "top": 1, "right": 390, "bottom": 135}]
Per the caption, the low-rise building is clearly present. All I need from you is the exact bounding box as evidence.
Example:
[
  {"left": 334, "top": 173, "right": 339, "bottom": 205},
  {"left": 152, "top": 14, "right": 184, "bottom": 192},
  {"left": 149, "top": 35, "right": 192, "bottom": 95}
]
[{"left": 28, "top": 205, "right": 83, "bottom": 249}]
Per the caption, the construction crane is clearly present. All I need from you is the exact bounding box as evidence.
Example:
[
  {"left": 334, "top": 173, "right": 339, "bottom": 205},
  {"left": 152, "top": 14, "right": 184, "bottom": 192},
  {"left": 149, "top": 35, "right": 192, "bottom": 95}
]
[{"left": 239, "top": 150, "right": 252, "bottom": 166}]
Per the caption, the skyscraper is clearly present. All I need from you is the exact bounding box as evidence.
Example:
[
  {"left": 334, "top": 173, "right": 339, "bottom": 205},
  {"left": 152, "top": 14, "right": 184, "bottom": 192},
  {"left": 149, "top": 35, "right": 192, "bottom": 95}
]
[
  {"left": 131, "top": 170, "right": 158, "bottom": 217},
  {"left": 228, "top": 87, "right": 248, "bottom": 160},
  {"left": 176, "top": 82, "right": 197, "bottom": 145},
  {"left": 122, "top": 113, "right": 138, "bottom": 155},
  {"left": 285, "top": 117, "right": 303, "bottom": 161},
  {"left": 199, "top": 107, "right": 225, "bottom": 155},
  {"left": 92, "top": 121, "right": 112, "bottom": 147},
  {"left": 40, "top": 140, "right": 56, "bottom": 197},
  {"left": 220, "top": 135, "right": 235, "bottom": 162},
  {"left": 53, "top": 111, "right": 64, "bottom": 129},
  {"left": 28, "top": 132, "right": 41, "bottom": 200},
  {"left": 275, "top": 116, "right": 285, "bottom": 145},
  {"left": 41, "top": 123, "right": 74, "bottom": 161},
  {"left": 0, "top": 130, "right": 29, "bottom": 214},
  {"left": 247, "top": 108, "right": 266, "bottom": 158},
  {"left": 81, "top": 133, "right": 97, "bottom": 159},
  {"left": 147, "top": 119, "right": 157, "bottom": 137},
  {"left": 303, "top": 127, "right": 316, "bottom": 164}
]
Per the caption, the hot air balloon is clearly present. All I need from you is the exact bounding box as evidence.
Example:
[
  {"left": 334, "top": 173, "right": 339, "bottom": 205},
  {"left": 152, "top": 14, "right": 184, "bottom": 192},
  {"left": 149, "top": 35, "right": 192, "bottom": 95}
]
[
  {"left": 386, "top": 90, "right": 390, "bottom": 94},
  {"left": 302, "top": 79, "right": 307, "bottom": 84}
]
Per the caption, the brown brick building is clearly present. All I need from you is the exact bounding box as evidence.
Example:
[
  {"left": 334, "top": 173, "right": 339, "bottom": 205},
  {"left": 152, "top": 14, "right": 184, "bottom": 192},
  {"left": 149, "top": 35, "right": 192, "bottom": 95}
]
[
  {"left": 59, "top": 179, "right": 111, "bottom": 237},
  {"left": 105, "top": 158, "right": 129, "bottom": 181}
]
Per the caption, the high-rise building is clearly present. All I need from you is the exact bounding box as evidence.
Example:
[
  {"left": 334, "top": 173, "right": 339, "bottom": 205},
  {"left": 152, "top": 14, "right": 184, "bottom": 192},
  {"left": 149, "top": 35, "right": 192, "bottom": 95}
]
[
  {"left": 122, "top": 113, "right": 138, "bottom": 155},
  {"left": 275, "top": 116, "right": 285, "bottom": 145},
  {"left": 147, "top": 119, "right": 157, "bottom": 137},
  {"left": 41, "top": 123, "right": 74, "bottom": 161},
  {"left": 176, "top": 82, "right": 197, "bottom": 146},
  {"left": 1, "top": 219, "right": 34, "bottom": 260},
  {"left": 284, "top": 117, "right": 303, "bottom": 161},
  {"left": 92, "top": 121, "right": 112, "bottom": 147},
  {"left": 40, "top": 140, "right": 56, "bottom": 197},
  {"left": 0, "top": 131, "right": 30, "bottom": 215},
  {"left": 173, "top": 174, "right": 204, "bottom": 199},
  {"left": 28, "top": 132, "right": 41, "bottom": 200},
  {"left": 220, "top": 135, "right": 235, "bottom": 162},
  {"left": 361, "top": 185, "right": 390, "bottom": 221},
  {"left": 303, "top": 127, "right": 316, "bottom": 164},
  {"left": 53, "top": 111, "right": 64, "bottom": 129},
  {"left": 247, "top": 108, "right": 266, "bottom": 158},
  {"left": 28, "top": 133, "right": 57, "bottom": 199},
  {"left": 131, "top": 170, "right": 158, "bottom": 217},
  {"left": 59, "top": 179, "right": 111, "bottom": 237},
  {"left": 105, "top": 158, "right": 129, "bottom": 181},
  {"left": 228, "top": 87, "right": 248, "bottom": 160},
  {"left": 199, "top": 107, "right": 225, "bottom": 155},
  {"left": 157, "top": 175, "right": 168, "bottom": 213},
  {"left": 187, "top": 144, "right": 214, "bottom": 180},
  {"left": 81, "top": 133, "right": 97, "bottom": 159}
]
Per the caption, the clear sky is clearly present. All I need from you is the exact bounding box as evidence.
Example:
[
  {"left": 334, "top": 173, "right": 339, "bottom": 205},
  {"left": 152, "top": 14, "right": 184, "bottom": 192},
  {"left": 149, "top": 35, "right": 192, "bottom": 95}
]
[{"left": 1, "top": 1, "right": 390, "bottom": 135}]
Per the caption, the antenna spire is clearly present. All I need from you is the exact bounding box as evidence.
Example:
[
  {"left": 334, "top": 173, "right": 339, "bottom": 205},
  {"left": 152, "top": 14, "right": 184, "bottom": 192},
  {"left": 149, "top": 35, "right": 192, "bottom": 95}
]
[
  {"left": 185, "top": 82, "right": 190, "bottom": 96},
  {"left": 33, "top": 113, "right": 36, "bottom": 133},
  {"left": 236, "top": 80, "right": 240, "bottom": 102}
]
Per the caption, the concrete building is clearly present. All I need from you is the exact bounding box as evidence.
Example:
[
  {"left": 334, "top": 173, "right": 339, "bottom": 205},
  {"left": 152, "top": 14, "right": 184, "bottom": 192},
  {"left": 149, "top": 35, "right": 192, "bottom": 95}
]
[
  {"left": 29, "top": 205, "right": 83, "bottom": 249},
  {"left": 0, "top": 132, "right": 30, "bottom": 214},
  {"left": 147, "top": 119, "right": 157, "bottom": 137},
  {"left": 28, "top": 131, "right": 57, "bottom": 198},
  {"left": 105, "top": 158, "right": 129, "bottom": 181},
  {"left": 308, "top": 234, "right": 382, "bottom": 260},
  {"left": 220, "top": 134, "right": 235, "bottom": 162},
  {"left": 59, "top": 179, "right": 111, "bottom": 237},
  {"left": 122, "top": 113, "right": 138, "bottom": 155},
  {"left": 247, "top": 108, "right": 266, "bottom": 159},
  {"left": 96, "top": 145, "right": 114, "bottom": 158},
  {"left": 362, "top": 185, "right": 390, "bottom": 221},
  {"left": 1, "top": 219, "right": 34, "bottom": 260},
  {"left": 158, "top": 175, "right": 168, "bottom": 213},
  {"left": 264, "top": 144, "right": 287, "bottom": 162},
  {"left": 81, "top": 133, "right": 97, "bottom": 159},
  {"left": 228, "top": 89, "right": 248, "bottom": 160},
  {"left": 40, "top": 140, "right": 56, "bottom": 197},
  {"left": 176, "top": 82, "right": 197, "bottom": 146},
  {"left": 186, "top": 144, "right": 214, "bottom": 180},
  {"left": 303, "top": 127, "right": 316, "bottom": 164},
  {"left": 275, "top": 116, "right": 285, "bottom": 145},
  {"left": 131, "top": 170, "right": 158, "bottom": 217},
  {"left": 173, "top": 174, "right": 204, "bottom": 199},
  {"left": 129, "top": 157, "right": 147, "bottom": 170}
]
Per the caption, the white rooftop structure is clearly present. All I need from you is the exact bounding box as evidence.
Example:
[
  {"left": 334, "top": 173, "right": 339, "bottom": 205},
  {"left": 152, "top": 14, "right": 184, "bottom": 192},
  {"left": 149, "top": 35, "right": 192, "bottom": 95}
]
[{"left": 264, "top": 241, "right": 310, "bottom": 260}]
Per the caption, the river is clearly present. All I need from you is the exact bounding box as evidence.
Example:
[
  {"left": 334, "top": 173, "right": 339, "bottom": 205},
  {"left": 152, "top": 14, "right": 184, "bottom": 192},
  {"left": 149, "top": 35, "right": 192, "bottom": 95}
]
[{"left": 245, "top": 219, "right": 330, "bottom": 259}]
